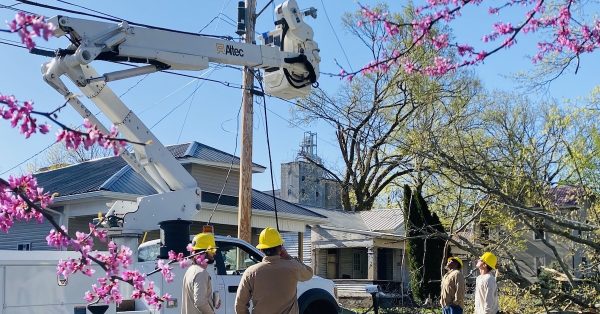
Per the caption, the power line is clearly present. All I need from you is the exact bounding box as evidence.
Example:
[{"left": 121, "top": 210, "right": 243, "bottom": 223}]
[
  {"left": 176, "top": 80, "right": 200, "bottom": 143},
  {"left": 54, "top": 0, "right": 123, "bottom": 21},
  {"left": 319, "top": 0, "right": 353, "bottom": 72},
  {"left": 0, "top": 141, "right": 58, "bottom": 176},
  {"left": 256, "top": 75, "right": 279, "bottom": 231},
  {"left": 150, "top": 68, "right": 217, "bottom": 129},
  {"left": 256, "top": 0, "right": 274, "bottom": 19},
  {"left": 208, "top": 100, "right": 242, "bottom": 225},
  {"left": 15, "top": 0, "right": 236, "bottom": 40}
]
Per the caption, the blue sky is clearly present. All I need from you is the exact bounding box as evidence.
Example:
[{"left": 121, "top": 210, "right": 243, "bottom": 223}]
[{"left": 0, "top": 0, "right": 597, "bottom": 191}]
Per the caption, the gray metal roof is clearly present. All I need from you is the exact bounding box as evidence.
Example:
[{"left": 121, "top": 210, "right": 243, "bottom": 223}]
[
  {"left": 34, "top": 157, "right": 129, "bottom": 197},
  {"left": 306, "top": 206, "right": 405, "bottom": 234},
  {"left": 304, "top": 207, "right": 369, "bottom": 230},
  {"left": 360, "top": 209, "right": 404, "bottom": 232},
  {"left": 169, "top": 142, "right": 265, "bottom": 169},
  {"left": 33, "top": 142, "right": 320, "bottom": 218}
]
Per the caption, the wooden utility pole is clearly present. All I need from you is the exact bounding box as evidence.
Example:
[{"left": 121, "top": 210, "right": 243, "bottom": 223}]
[{"left": 238, "top": 0, "right": 256, "bottom": 243}]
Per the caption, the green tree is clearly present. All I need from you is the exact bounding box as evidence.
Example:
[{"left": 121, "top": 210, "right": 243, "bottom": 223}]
[
  {"left": 402, "top": 184, "right": 446, "bottom": 303},
  {"left": 295, "top": 5, "right": 478, "bottom": 211}
]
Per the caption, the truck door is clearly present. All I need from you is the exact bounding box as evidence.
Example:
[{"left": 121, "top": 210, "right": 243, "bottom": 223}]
[
  {"left": 207, "top": 264, "right": 227, "bottom": 314},
  {"left": 214, "top": 241, "right": 263, "bottom": 312}
]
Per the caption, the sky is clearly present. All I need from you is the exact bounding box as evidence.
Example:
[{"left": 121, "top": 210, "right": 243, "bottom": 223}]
[{"left": 0, "top": 0, "right": 598, "bottom": 192}]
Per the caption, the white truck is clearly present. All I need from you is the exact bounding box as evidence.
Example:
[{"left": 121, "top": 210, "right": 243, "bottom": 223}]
[
  {"left": 0, "top": 236, "right": 339, "bottom": 314},
  {"left": 1, "top": 1, "right": 338, "bottom": 313}
]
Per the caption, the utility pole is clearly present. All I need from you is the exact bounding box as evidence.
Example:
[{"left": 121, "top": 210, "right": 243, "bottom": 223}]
[{"left": 237, "top": 0, "right": 256, "bottom": 243}]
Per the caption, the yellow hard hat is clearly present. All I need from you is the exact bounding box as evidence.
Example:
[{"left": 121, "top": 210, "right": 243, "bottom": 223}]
[
  {"left": 191, "top": 232, "right": 216, "bottom": 253},
  {"left": 480, "top": 252, "right": 497, "bottom": 269},
  {"left": 448, "top": 256, "right": 463, "bottom": 268},
  {"left": 256, "top": 227, "right": 284, "bottom": 249}
]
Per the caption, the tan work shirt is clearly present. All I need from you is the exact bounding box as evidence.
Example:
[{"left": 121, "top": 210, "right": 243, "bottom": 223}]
[
  {"left": 182, "top": 264, "right": 215, "bottom": 314},
  {"left": 440, "top": 269, "right": 466, "bottom": 309},
  {"left": 235, "top": 255, "right": 313, "bottom": 314}
]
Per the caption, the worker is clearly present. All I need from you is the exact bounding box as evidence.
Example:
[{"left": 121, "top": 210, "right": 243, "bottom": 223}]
[
  {"left": 182, "top": 232, "right": 221, "bottom": 314},
  {"left": 474, "top": 252, "right": 499, "bottom": 314},
  {"left": 235, "top": 227, "right": 313, "bottom": 314},
  {"left": 440, "top": 256, "right": 466, "bottom": 314}
]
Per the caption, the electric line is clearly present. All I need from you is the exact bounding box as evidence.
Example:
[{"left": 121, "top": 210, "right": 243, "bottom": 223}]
[
  {"left": 0, "top": 141, "right": 58, "bottom": 176},
  {"left": 54, "top": 0, "right": 123, "bottom": 21},
  {"left": 176, "top": 80, "right": 200, "bottom": 144},
  {"left": 320, "top": 0, "right": 353, "bottom": 72},
  {"left": 256, "top": 0, "right": 274, "bottom": 19},
  {"left": 0, "top": 38, "right": 342, "bottom": 151},
  {"left": 256, "top": 75, "right": 279, "bottom": 231},
  {"left": 15, "top": 0, "right": 236, "bottom": 40},
  {"left": 150, "top": 68, "right": 216, "bottom": 129},
  {"left": 208, "top": 100, "right": 242, "bottom": 225}
]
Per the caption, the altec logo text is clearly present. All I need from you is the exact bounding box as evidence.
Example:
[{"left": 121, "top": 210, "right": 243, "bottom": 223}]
[{"left": 216, "top": 43, "right": 244, "bottom": 57}]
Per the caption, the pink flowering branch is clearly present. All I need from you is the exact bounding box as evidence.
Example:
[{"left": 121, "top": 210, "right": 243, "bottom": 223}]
[
  {"left": 2, "top": 11, "right": 202, "bottom": 310},
  {"left": 1, "top": 175, "right": 206, "bottom": 309},
  {"left": 7, "top": 12, "right": 53, "bottom": 50},
  {"left": 338, "top": 0, "right": 600, "bottom": 78},
  {"left": 0, "top": 94, "right": 143, "bottom": 154}
]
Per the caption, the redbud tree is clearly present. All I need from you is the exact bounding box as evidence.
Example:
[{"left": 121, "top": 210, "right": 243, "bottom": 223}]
[
  {"left": 1, "top": 13, "right": 207, "bottom": 309},
  {"left": 347, "top": 0, "right": 600, "bottom": 78}
]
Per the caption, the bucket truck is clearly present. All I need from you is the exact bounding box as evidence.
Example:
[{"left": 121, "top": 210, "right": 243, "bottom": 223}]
[{"left": 0, "top": 1, "right": 339, "bottom": 313}]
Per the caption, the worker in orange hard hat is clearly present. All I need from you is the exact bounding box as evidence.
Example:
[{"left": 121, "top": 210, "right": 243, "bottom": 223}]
[
  {"left": 474, "top": 252, "right": 499, "bottom": 314},
  {"left": 181, "top": 232, "right": 220, "bottom": 314},
  {"left": 440, "top": 256, "right": 466, "bottom": 314},
  {"left": 235, "top": 227, "right": 314, "bottom": 314}
]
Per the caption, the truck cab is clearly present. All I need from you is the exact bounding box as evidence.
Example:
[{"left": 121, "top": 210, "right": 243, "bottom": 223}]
[{"left": 137, "top": 236, "right": 340, "bottom": 314}]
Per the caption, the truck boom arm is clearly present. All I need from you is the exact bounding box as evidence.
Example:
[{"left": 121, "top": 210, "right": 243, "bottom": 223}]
[{"left": 41, "top": 0, "right": 320, "bottom": 232}]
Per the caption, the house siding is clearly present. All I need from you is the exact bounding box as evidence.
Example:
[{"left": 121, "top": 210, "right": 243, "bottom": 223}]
[
  {"left": 0, "top": 213, "right": 60, "bottom": 251},
  {"left": 187, "top": 164, "right": 239, "bottom": 196},
  {"left": 281, "top": 227, "right": 312, "bottom": 265}
]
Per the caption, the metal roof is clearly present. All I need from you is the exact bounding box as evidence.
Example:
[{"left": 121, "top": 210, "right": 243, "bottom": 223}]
[
  {"left": 169, "top": 142, "right": 265, "bottom": 169},
  {"left": 33, "top": 142, "right": 320, "bottom": 218},
  {"left": 306, "top": 206, "right": 405, "bottom": 233},
  {"left": 34, "top": 157, "right": 128, "bottom": 197},
  {"left": 360, "top": 209, "right": 404, "bottom": 232}
]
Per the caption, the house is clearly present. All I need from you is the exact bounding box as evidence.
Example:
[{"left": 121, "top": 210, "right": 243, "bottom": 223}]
[
  {"left": 274, "top": 133, "right": 409, "bottom": 306},
  {"left": 0, "top": 141, "right": 326, "bottom": 253},
  {"left": 464, "top": 186, "right": 591, "bottom": 282}
]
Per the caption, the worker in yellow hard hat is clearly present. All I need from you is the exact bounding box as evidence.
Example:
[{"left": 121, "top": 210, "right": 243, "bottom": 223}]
[
  {"left": 474, "top": 252, "right": 499, "bottom": 314},
  {"left": 440, "top": 256, "right": 466, "bottom": 314},
  {"left": 235, "top": 227, "right": 314, "bottom": 314},
  {"left": 181, "top": 232, "right": 220, "bottom": 314}
]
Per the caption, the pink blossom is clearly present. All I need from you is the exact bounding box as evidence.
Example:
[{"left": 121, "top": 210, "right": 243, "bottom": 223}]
[{"left": 8, "top": 12, "right": 53, "bottom": 50}]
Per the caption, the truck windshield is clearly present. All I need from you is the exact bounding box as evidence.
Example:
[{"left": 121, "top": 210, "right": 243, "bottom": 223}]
[
  {"left": 138, "top": 242, "right": 160, "bottom": 262},
  {"left": 217, "top": 242, "right": 263, "bottom": 275}
]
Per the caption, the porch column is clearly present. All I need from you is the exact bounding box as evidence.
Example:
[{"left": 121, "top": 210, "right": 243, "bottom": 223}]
[
  {"left": 297, "top": 232, "right": 304, "bottom": 261},
  {"left": 367, "top": 246, "right": 377, "bottom": 280}
]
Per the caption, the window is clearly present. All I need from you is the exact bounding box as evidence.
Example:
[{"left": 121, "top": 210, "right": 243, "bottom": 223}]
[
  {"left": 534, "top": 256, "right": 546, "bottom": 274},
  {"left": 17, "top": 243, "right": 31, "bottom": 251},
  {"left": 316, "top": 191, "right": 320, "bottom": 198},
  {"left": 533, "top": 219, "right": 546, "bottom": 240},
  {"left": 479, "top": 223, "right": 490, "bottom": 241},
  {"left": 533, "top": 229, "right": 546, "bottom": 240},
  {"left": 216, "top": 242, "right": 262, "bottom": 276},
  {"left": 326, "top": 249, "right": 338, "bottom": 279},
  {"left": 301, "top": 175, "right": 305, "bottom": 182},
  {"left": 353, "top": 252, "right": 361, "bottom": 271},
  {"left": 138, "top": 243, "right": 160, "bottom": 262}
]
